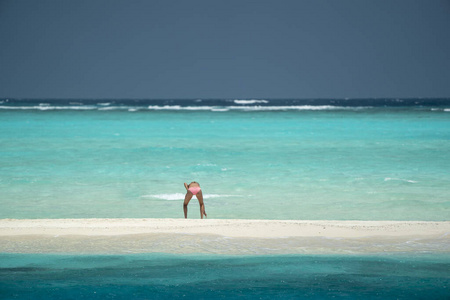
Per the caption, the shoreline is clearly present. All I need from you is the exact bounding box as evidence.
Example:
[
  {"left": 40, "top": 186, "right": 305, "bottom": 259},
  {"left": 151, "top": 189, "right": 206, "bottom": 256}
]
[{"left": 1, "top": 218, "right": 449, "bottom": 255}]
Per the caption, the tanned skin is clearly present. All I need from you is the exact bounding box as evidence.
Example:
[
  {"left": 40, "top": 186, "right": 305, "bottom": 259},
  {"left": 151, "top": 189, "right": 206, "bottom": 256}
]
[{"left": 183, "top": 181, "right": 207, "bottom": 219}]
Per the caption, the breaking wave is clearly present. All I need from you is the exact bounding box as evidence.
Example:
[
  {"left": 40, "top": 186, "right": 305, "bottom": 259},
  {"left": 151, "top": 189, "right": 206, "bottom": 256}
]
[
  {"left": 0, "top": 105, "right": 368, "bottom": 111},
  {"left": 234, "top": 99, "right": 269, "bottom": 104}
]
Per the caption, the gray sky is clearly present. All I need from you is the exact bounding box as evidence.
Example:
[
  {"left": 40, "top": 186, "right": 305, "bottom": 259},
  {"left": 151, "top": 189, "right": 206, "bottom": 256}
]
[{"left": 1, "top": 0, "right": 449, "bottom": 99}]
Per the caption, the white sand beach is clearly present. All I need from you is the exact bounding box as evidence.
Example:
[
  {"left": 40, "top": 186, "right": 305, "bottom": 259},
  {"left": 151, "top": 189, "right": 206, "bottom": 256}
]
[{"left": 1, "top": 219, "right": 449, "bottom": 255}]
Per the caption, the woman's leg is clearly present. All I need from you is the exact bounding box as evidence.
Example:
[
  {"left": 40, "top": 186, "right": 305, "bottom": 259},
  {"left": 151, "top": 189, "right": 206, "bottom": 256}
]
[
  {"left": 183, "top": 192, "right": 193, "bottom": 218},
  {"left": 196, "top": 191, "right": 207, "bottom": 219}
]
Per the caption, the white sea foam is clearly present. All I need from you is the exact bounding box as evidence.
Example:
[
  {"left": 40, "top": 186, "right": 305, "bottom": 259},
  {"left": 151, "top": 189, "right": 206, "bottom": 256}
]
[
  {"left": 147, "top": 105, "right": 213, "bottom": 110},
  {"left": 98, "top": 106, "right": 122, "bottom": 110},
  {"left": 234, "top": 99, "right": 269, "bottom": 104},
  {"left": 99, "top": 106, "right": 148, "bottom": 111},
  {"left": 0, "top": 105, "right": 145, "bottom": 111},
  {"left": 145, "top": 105, "right": 362, "bottom": 111},
  {"left": 230, "top": 105, "right": 349, "bottom": 111},
  {"left": 98, "top": 102, "right": 111, "bottom": 106},
  {"left": 384, "top": 178, "right": 418, "bottom": 183},
  {"left": 38, "top": 106, "right": 97, "bottom": 110},
  {"left": 141, "top": 193, "right": 239, "bottom": 200},
  {"left": 0, "top": 105, "right": 97, "bottom": 110},
  {"left": 0, "top": 105, "right": 370, "bottom": 111},
  {"left": 431, "top": 108, "right": 450, "bottom": 112}
]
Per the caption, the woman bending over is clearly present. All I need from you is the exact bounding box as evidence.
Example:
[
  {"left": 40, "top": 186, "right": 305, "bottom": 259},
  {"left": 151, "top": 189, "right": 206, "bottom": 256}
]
[{"left": 183, "top": 181, "right": 207, "bottom": 219}]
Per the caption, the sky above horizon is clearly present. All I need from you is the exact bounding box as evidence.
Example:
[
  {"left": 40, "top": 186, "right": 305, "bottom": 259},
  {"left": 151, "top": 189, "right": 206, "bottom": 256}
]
[{"left": 1, "top": 0, "right": 449, "bottom": 99}]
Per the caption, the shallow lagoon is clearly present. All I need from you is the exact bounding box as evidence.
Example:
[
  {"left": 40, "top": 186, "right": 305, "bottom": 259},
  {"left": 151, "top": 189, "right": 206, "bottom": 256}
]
[{"left": 1, "top": 103, "right": 449, "bottom": 220}]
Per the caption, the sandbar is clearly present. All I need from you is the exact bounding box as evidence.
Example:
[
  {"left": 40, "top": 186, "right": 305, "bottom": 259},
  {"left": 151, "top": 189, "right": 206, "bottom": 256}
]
[{"left": 0, "top": 219, "right": 448, "bottom": 255}]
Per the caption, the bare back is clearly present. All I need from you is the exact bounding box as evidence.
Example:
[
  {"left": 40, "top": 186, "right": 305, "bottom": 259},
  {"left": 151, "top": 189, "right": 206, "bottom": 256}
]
[{"left": 188, "top": 181, "right": 200, "bottom": 188}]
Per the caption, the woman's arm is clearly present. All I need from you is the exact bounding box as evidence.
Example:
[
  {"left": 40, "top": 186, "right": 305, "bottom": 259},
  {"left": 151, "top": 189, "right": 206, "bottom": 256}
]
[{"left": 184, "top": 182, "right": 189, "bottom": 190}]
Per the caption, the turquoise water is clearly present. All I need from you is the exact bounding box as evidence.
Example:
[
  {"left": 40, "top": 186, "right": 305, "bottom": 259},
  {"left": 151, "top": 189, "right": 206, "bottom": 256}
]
[
  {"left": 1, "top": 105, "right": 449, "bottom": 220},
  {"left": 1, "top": 101, "right": 449, "bottom": 299},
  {"left": 1, "top": 253, "right": 449, "bottom": 299}
]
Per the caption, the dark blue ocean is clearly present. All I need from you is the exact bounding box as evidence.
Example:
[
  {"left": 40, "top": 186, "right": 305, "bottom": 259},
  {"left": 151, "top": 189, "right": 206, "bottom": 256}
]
[{"left": 1, "top": 253, "right": 449, "bottom": 299}]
